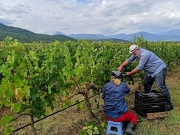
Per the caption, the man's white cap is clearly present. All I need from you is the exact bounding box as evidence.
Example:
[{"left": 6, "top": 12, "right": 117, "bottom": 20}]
[{"left": 129, "top": 44, "right": 139, "bottom": 54}]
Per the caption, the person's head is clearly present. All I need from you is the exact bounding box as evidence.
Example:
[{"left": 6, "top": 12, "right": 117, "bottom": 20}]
[
  {"left": 111, "top": 70, "right": 122, "bottom": 85},
  {"left": 129, "top": 44, "right": 140, "bottom": 56}
]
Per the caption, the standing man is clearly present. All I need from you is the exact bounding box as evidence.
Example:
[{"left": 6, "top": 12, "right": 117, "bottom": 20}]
[{"left": 117, "top": 44, "right": 173, "bottom": 111}]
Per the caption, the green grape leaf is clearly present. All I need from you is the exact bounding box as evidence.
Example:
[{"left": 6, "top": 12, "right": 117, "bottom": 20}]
[
  {"left": 79, "top": 131, "right": 87, "bottom": 135},
  {"left": 12, "top": 102, "right": 22, "bottom": 112},
  {"left": 5, "top": 90, "right": 14, "bottom": 98},
  {"left": 1, "top": 115, "right": 13, "bottom": 126},
  {"left": 3, "top": 100, "right": 12, "bottom": 107},
  {"left": 0, "top": 64, "right": 6, "bottom": 72},
  {"left": 93, "top": 126, "right": 100, "bottom": 134},
  {"left": 75, "top": 100, "right": 80, "bottom": 104},
  {"left": 4, "top": 125, "right": 13, "bottom": 135},
  {"left": 65, "top": 100, "right": 71, "bottom": 107},
  {"left": 24, "top": 86, "right": 30, "bottom": 97},
  {"left": 31, "top": 93, "right": 39, "bottom": 100},
  {"left": 48, "top": 85, "right": 52, "bottom": 94}
]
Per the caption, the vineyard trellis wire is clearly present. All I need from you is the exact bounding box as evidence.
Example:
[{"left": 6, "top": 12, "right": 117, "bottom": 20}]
[{"left": 11, "top": 84, "right": 100, "bottom": 133}]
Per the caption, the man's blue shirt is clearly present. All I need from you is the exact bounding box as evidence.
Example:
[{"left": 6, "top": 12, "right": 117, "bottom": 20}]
[{"left": 127, "top": 48, "right": 166, "bottom": 77}]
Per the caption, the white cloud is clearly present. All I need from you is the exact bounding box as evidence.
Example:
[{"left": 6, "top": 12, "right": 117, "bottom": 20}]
[{"left": 0, "top": 0, "right": 180, "bottom": 35}]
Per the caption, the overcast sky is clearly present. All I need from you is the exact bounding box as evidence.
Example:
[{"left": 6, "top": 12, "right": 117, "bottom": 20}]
[{"left": 0, "top": 0, "right": 180, "bottom": 35}]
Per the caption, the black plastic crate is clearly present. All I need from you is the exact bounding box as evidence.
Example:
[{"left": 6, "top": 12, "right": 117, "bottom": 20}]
[
  {"left": 135, "top": 96, "right": 165, "bottom": 103},
  {"left": 134, "top": 100, "right": 165, "bottom": 108},
  {"left": 134, "top": 100, "right": 165, "bottom": 113},
  {"left": 134, "top": 90, "right": 166, "bottom": 116},
  {"left": 135, "top": 90, "right": 165, "bottom": 103},
  {"left": 134, "top": 105, "right": 165, "bottom": 116},
  {"left": 134, "top": 106, "right": 165, "bottom": 116},
  {"left": 134, "top": 107, "right": 147, "bottom": 116}
]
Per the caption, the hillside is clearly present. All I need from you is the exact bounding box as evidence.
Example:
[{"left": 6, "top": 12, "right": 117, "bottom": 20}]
[
  {"left": 0, "top": 23, "right": 76, "bottom": 43},
  {"left": 52, "top": 32, "right": 130, "bottom": 43},
  {"left": 53, "top": 30, "right": 180, "bottom": 42},
  {"left": 91, "top": 38, "right": 130, "bottom": 43},
  {"left": 67, "top": 33, "right": 130, "bottom": 42}
]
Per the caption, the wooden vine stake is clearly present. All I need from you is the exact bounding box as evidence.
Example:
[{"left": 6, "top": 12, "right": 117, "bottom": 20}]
[{"left": 30, "top": 115, "right": 38, "bottom": 135}]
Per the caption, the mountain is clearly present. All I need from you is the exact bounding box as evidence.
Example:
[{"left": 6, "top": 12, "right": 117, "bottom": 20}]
[
  {"left": 0, "top": 23, "right": 76, "bottom": 43},
  {"left": 2, "top": 22, "right": 180, "bottom": 42},
  {"left": 62, "top": 30, "right": 180, "bottom": 42},
  {"left": 66, "top": 33, "right": 130, "bottom": 42},
  {"left": 68, "top": 33, "right": 109, "bottom": 39},
  {"left": 52, "top": 31, "right": 66, "bottom": 35},
  {"left": 91, "top": 38, "right": 130, "bottom": 42},
  {"left": 116, "top": 31, "right": 180, "bottom": 41},
  {"left": 157, "top": 29, "right": 180, "bottom": 35},
  {"left": 110, "top": 31, "right": 162, "bottom": 41},
  {"left": 109, "top": 33, "right": 128, "bottom": 39}
]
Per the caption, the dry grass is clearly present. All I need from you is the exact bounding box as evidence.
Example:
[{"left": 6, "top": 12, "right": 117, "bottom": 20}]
[{"left": 1, "top": 68, "right": 180, "bottom": 135}]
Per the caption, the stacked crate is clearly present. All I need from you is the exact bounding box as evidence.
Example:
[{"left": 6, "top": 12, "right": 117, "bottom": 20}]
[{"left": 134, "top": 90, "right": 166, "bottom": 116}]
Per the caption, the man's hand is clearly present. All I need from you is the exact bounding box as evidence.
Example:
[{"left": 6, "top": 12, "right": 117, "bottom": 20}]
[
  {"left": 125, "top": 72, "right": 131, "bottom": 76},
  {"left": 117, "top": 60, "right": 129, "bottom": 71},
  {"left": 117, "top": 65, "right": 123, "bottom": 71},
  {"left": 125, "top": 68, "right": 139, "bottom": 76}
]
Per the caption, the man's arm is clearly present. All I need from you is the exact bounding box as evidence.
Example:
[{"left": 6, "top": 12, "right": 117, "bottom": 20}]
[
  {"left": 117, "top": 60, "right": 129, "bottom": 71},
  {"left": 125, "top": 68, "right": 139, "bottom": 76},
  {"left": 118, "top": 55, "right": 136, "bottom": 71}
]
